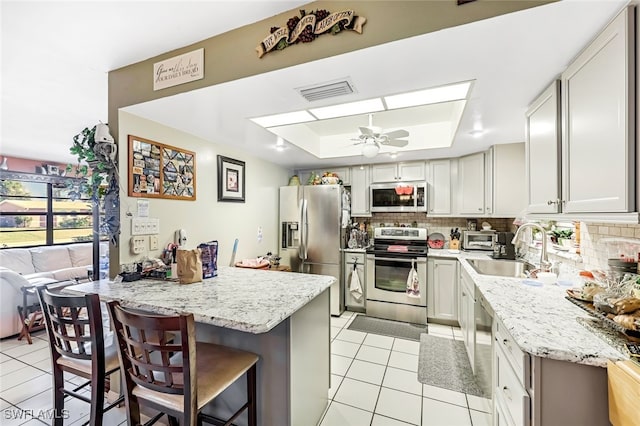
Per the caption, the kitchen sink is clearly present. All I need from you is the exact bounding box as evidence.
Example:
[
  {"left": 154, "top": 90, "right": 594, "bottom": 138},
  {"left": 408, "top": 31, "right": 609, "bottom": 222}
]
[{"left": 467, "top": 258, "right": 536, "bottom": 278}]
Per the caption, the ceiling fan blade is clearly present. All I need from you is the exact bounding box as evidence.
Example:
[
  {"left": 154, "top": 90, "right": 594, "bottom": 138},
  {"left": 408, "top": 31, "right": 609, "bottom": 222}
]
[
  {"left": 359, "top": 126, "right": 374, "bottom": 137},
  {"left": 384, "top": 139, "right": 409, "bottom": 148},
  {"left": 383, "top": 129, "right": 409, "bottom": 139}
]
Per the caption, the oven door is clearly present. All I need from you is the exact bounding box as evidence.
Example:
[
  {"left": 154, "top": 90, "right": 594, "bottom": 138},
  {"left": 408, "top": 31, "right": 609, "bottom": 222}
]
[{"left": 366, "top": 254, "right": 427, "bottom": 306}]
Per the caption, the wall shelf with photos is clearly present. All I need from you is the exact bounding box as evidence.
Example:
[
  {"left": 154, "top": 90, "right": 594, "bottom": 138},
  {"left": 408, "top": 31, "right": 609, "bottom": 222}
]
[{"left": 128, "top": 135, "right": 196, "bottom": 201}]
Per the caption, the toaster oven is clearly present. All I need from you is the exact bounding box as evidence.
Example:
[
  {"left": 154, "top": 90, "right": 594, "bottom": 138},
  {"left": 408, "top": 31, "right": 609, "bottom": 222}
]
[{"left": 462, "top": 231, "right": 496, "bottom": 251}]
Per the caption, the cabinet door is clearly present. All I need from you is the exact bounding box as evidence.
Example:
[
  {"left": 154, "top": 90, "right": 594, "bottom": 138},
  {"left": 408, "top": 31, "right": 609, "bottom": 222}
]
[
  {"left": 398, "top": 161, "right": 426, "bottom": 181},
  {"left": 562, "top": 8, "right": 634, "bottom": 213},
  {"left": 485, "top": 147, "right": 494, "bottom": 216},
  {"left": 458, "top": 152, "right": 485, "bottom": 215},
  {"left": 330, "top": 167, "right": 351, "bottom": 186},
  {"left": 430, "top": 259, "right": 458, "bottom": 321},
  {"left": 494, "top": 143, "right": 526, "bottom": 216},
  {"left": 371, "top": 164, "right": 398, "bottom": 182},
  {"left": 428, "top": 160, "right": 452, "bottom": 215},
  {"left": 344, "top": 253, "right": 366, "bottom": 310},
  {"left": 460, "top": 269, "right": 475, "bottom": 369},
  {"left": 526, "top": 81, "right": 561, "bottom": 214},
  {"left": 350, "top": 166, "right": 371, "bottom": 216}
]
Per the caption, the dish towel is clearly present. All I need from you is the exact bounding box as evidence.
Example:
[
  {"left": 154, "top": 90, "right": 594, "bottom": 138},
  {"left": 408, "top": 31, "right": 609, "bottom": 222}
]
[
  {"left": 350, "top": 267, "right": 363, "bottom": 302},
  {"left": 341, "top": 209, "right": 350, "bottom": 228},
  {"left": 406, "top": 260, "right": 421, "bottom": 298}
]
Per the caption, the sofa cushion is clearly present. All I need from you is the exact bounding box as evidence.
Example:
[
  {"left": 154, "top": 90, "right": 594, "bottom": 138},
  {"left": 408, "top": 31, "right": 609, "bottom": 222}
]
[
  {"left": 68, "top": 243, "right": 92, "bottom": 267},
  {"left": 30, "top": 246, "right": 73, "bottom": 273},
  {"left": 52, "top": 267, "right": 90, "bottom": 282},
  {"left": 23, "top": 272, "right": 55, "bottom": 281},
  {"left": 0, "top": 249, "right": 36, "bottom": 275}
]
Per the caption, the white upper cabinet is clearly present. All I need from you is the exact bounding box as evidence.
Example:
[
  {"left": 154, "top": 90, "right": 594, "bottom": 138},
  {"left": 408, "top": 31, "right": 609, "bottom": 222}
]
[
  {"left": 458, "top": 152, "right": 486, "bottom": 215},
  {"left": 526, "top": 80, "right": 562, "bottom": 214},
  {"left": 561, "top": 7, "right": 635, "bottom": 213},
  {"left": 427, "top": 159, "right": 452, "bottom": 215},
  {"left": 350, "top": 166, "right": 371, "bottom": 216},
  {"left": 371, "top": 161, "right": 425, "bottom": 182},
  {"left": 492, "top": 143, "right": 526, "bottom": 216}
]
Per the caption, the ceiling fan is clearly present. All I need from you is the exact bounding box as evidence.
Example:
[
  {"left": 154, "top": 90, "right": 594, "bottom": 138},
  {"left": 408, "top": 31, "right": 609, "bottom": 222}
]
[{"left": 352, "top": 114, "right": 409, "bottom": 158}]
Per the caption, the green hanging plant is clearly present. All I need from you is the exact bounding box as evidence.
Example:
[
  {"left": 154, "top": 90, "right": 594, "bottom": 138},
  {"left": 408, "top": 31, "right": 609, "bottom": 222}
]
[{"left": 67, "top": 124, "right": 115, "bottom": 200}]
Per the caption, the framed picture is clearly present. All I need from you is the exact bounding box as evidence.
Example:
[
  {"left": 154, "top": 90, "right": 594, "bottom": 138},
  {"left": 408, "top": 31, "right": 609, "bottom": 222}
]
[
  {"left": 128, "top": 135, "right": 196, "bottom": 201},
  {"left": 217, "top": 155, "right": 245, "bottom": 202}
]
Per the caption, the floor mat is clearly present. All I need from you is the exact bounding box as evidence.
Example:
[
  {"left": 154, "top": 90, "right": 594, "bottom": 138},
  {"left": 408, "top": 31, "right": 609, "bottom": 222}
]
[
  {"left": 417, "top": 333, "right": 485, "bottom": 397},
  {"left": 347, "top": 314, "right": 427, "bottom": 341}
]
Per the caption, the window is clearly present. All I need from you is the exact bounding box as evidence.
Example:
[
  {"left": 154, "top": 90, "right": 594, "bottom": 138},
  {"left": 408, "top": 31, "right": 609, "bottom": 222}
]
[{"left": 0, "top": 174, "right": 94, "bottom": 248}]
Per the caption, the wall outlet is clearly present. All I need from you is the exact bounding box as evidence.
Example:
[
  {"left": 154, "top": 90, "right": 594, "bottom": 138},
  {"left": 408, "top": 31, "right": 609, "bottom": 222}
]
[
  {"left": 130, "top": 236, "right": 146, "bottom": 254},
  {"left": 149, "top": 235, "right": 159, "bottom": 250}
]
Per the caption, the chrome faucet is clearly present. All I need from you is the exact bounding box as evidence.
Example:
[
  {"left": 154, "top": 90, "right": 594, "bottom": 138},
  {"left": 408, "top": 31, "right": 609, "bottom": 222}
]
[{"left": 511, "top": 223, "right": 551, "bottom": 272}]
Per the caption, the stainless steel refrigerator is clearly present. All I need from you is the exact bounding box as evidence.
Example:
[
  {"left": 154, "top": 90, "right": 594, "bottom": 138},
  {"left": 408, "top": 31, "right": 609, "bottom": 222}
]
[{"left": 279, "top": 185, "right": 346, "bottom": 316}]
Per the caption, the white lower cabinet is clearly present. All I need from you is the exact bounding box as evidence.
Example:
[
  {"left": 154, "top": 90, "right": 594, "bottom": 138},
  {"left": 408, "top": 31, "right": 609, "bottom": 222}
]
[
  {"left": 494, "top": 341, "right": 530, "bottom": 426},
  {"left": 344, "top": 251, "right": 366, "bottom": 311},
  {"left": 459, "top": 267, "right": 475, "bottom": 368},
  {"left": 427, "top": 258, "right": 458, "bottom": 323},
  {"left": 492, "top": 317, "right": 608, "bottom": 426}
]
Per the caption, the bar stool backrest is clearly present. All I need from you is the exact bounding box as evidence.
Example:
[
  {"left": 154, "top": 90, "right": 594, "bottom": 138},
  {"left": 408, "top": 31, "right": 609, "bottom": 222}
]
[
  {"left": 107, "top": 301, "right": 197, "bottom": 421},
  {"left": 36, "top": 287, "right": 104, "bottom": 367}
]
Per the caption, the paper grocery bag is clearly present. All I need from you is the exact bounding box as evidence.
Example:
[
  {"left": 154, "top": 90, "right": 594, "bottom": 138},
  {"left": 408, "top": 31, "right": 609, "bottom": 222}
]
[{"left": 176, "top": 248, "right": 203, "bottom": 284}]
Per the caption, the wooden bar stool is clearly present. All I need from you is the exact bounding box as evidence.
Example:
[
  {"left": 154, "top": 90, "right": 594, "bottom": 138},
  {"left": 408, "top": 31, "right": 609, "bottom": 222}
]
[
  {"left": 107, "top": 301, "right": 258, "bottom": 426},
  {"left": 36, "top": 286, "right": 124, "bottom": 426}
]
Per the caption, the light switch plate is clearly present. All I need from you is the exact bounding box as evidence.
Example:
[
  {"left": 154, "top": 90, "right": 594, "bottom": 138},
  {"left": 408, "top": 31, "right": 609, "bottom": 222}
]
[
  {"left": 149, "top": 235, "right": 159, "bottom": 250},
  {"left": 130, "top": 236, "right": 146, "bottom": 254}
]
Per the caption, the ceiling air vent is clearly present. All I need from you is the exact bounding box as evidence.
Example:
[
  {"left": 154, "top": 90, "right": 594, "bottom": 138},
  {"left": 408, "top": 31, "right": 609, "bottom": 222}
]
[{"left": 297, "top": 78, "right": 356, "bottom": 102}]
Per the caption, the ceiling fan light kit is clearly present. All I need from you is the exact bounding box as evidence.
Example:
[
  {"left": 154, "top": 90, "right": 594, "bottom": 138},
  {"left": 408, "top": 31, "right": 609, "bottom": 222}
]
[{"left": 361, "top": 143, "right": 380, "bottom": 158}]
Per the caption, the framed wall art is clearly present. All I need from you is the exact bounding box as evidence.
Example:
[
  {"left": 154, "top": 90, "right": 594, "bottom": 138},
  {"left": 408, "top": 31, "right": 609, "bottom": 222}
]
[
  {"left": 217, "top": 155, "right": 245, "bottom": 202},
  {"left": 128, "top": 135, "right": 196, "bottom": 200}
]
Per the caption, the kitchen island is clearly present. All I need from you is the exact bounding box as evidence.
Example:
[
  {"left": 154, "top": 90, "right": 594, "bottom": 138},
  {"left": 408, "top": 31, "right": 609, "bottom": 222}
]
[
  {"left": 64, "top": 266, "right": 335, "bottom": 426},
  {"left": 428, "top": 250, "right": 627, "bottom": 425}
]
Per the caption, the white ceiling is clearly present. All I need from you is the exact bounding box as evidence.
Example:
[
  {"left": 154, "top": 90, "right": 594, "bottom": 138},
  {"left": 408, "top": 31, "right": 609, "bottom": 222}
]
[{"left": 1, "top": 0, "right": 630, "bottom": 171}]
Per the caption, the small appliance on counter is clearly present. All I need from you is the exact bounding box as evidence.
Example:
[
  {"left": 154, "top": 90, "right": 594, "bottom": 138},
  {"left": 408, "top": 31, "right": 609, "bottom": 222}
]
[
  {"left": 462, "top": 230, "right": 496, "bottom": 251},
  {"left": 492, "top": 232, "right": 515, "bottom": 260}
]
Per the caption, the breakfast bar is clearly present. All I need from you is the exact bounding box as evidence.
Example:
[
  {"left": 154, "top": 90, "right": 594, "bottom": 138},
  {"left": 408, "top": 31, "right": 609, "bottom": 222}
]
[{"left": 64, "top": 266, "right": 335, "bottom": 426}]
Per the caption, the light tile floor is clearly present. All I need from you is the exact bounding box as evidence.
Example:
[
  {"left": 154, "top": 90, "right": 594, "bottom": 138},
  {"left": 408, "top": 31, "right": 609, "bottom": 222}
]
[{"left": 0, "top": 311, "right": 492, "bottom": 426}]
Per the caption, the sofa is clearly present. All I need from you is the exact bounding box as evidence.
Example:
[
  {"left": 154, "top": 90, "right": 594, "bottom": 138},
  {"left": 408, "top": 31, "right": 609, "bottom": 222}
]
[{"left": 0, "top": 242, "right": 108, "bottom": 339}]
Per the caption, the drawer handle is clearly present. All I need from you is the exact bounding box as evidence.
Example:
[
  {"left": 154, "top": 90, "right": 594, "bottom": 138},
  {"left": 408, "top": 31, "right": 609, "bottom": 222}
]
[{"left": 502, "top": 386, "right": 512, "bottom": 401}]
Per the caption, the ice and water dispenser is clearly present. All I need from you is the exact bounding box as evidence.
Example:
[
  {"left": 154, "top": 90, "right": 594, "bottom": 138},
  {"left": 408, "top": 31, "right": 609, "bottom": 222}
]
[{"left": 281, "top": 222, "right": 300, "bottom": 249}]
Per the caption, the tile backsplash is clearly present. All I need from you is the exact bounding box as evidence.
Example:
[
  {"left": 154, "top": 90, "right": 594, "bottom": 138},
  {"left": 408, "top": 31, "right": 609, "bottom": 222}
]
[
  {"left": 352, "top": 213, "right": 515, "bottom": 239},
  {"left": 351, "top": 215, "right": 640, "bottom": 273},
  {"left": 579, "top": 222, "right": 640, "bottom": 270}
]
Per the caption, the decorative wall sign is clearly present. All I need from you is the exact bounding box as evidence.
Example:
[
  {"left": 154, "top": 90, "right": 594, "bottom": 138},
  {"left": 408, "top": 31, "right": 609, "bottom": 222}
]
[
  {"left": 128, "top": 135, "right": 196, "bottom": 201},
  {"left": 256, "top": 9, "right": 366, "bottom": 58},
  {"left": 217, "top": 155, "right": 245, "bottom": 203},
  {"left": 153, "top": 48, "right": 204, "bottom": 91}
]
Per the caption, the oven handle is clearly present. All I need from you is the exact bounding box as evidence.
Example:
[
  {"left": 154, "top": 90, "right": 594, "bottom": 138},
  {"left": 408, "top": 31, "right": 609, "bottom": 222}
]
[{"left": 374, "top": 257, "right": 426, "bottom": 263}]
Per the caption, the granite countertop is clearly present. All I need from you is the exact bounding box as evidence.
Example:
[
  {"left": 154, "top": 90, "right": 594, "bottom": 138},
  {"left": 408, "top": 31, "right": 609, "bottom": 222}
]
[
  {"left": 63, "top": 266, "right": 335, "bottom": 334},
  {"left": 429, "top": 250, "right": 626, "bottom": 367}
]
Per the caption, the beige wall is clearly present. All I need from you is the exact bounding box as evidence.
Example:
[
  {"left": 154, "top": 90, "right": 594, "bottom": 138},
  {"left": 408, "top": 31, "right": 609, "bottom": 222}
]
[{"left": 116, "top": 111, "right": 290, "bottom": 271}]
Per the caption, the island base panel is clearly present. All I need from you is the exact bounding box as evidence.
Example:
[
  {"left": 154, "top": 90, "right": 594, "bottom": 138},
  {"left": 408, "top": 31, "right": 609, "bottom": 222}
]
[{"left": 196, "top": 289, "right": 330, "bottom": 426}]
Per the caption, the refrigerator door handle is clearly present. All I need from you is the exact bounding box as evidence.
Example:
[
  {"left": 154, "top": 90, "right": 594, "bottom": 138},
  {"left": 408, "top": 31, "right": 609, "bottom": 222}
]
[
  {"left": 299, "top": 199, "right": 306, "bottom": 260},
  {"left": 302, "top": 199, "right": 309, "bottom": 260}
]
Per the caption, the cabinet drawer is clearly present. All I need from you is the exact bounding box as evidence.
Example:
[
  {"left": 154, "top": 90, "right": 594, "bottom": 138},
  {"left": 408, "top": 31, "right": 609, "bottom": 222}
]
[
  {"left": 608, "top": 360, "right": 640, "bottom": 426},
  {"left": 494, "top": 391, "right": 515, "bottom": 426},
  {"left": 495, "top": 342, "right": 530, "bottom": 426},
  {"left": 494, "top": 318, "right": 530, "bottom": 388}
]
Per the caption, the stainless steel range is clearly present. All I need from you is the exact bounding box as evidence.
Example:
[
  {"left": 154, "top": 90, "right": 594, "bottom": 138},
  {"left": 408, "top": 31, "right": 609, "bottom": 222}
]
[{"left": 365, "top": 227, "right": 428, "bottom": 324}]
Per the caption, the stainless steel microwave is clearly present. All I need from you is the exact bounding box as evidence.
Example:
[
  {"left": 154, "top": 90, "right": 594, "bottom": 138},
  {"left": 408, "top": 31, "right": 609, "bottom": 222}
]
[{"left": 370, "top": 182, "right": 427, "bottom": 212}]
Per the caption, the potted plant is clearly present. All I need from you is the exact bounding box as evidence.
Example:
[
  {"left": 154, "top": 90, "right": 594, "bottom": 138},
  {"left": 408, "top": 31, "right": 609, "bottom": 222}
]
[
  {"left": 550, "top": 228, "right": 573, "bottom": 245},
  {"left": 67, "top": 124, "right": 116, "bottom": 200},
  {"left": 67, "top": 123, "right": 120, "bottom": 246}
]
